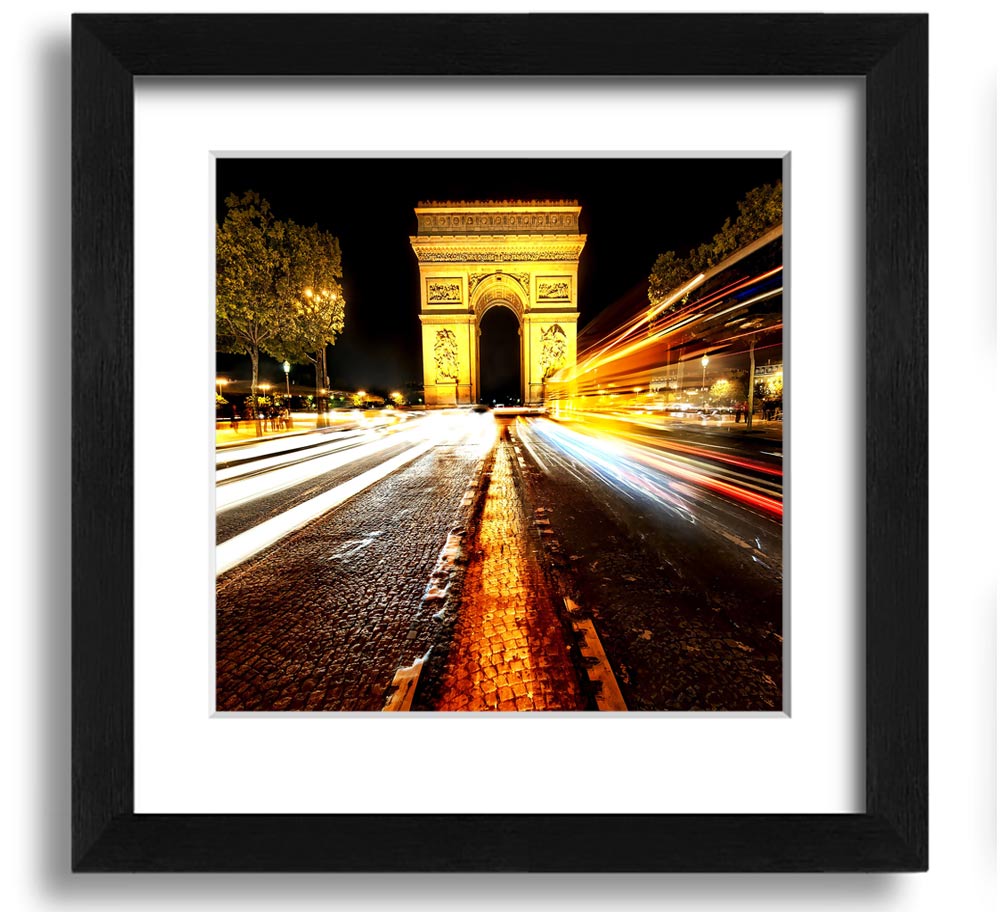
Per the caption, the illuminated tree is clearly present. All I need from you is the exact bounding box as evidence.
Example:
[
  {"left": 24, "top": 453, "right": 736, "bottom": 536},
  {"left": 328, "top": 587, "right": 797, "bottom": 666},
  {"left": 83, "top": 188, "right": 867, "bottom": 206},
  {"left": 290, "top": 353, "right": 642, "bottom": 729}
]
[
  {"left": 708, "top": 377, "right": 747, "bottom": 405},
  {"left": 648, "top": 181, "right": 783, "bottom": 307},
  {"left": 216, "top": 192, "right": 288, "bottom": 402},
  {"left": 761, "top": 374, "right": 784, "bottom": 400},
  {"left": 267, "top": 221, "right": 346, "bottom": 422}
]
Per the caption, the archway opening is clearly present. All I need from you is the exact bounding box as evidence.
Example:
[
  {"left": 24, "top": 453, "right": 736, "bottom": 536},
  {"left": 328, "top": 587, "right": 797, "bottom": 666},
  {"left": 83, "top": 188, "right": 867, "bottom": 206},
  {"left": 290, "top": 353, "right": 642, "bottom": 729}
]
[{"left": 478, "top": 306, "right": 521, "bottom": 405}]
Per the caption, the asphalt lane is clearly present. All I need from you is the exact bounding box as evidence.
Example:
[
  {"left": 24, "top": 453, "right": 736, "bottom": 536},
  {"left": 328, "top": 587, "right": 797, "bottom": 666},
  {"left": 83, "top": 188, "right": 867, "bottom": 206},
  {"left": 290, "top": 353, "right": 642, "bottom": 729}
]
[{"left": 513, "top": 415, "right": 783, "bottom": 711}]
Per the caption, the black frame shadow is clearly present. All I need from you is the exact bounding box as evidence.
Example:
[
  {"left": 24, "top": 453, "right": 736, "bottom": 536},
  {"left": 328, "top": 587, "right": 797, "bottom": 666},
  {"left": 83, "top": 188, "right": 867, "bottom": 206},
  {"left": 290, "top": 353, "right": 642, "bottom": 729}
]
[{"left": 72, "top": 13, "right": 927, "bottom": 872}]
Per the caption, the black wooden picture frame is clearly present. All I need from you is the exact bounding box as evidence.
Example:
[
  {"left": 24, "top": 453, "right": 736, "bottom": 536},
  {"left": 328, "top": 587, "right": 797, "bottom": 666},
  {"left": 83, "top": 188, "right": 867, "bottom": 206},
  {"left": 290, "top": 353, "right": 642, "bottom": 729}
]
[{"left": 72, "top": 13, "right": 928, "bottom": 872}]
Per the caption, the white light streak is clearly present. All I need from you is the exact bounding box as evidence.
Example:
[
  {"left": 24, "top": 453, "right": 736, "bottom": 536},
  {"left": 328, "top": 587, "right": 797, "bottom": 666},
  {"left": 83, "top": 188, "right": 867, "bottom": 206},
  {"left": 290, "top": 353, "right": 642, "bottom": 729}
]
[{"left": 216, "top": 440, "right": 436, "bottom": 576}]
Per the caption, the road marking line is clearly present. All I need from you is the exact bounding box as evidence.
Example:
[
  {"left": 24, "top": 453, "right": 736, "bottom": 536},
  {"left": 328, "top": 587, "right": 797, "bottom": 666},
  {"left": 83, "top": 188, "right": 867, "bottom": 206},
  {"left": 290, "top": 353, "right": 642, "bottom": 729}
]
[
  {"left": 571, "top": 616, "right": 628, "bottom": 712},
  {"left": 216, "top": 440, "right": 435, "bottom": 576},
  {"left": 383, "top": 649, "right": 431, "bottom": 711},
  {"left": 325, "top": 530, "right": 384, "bottom": 561},
  {"left": 517, "top": 431, "right": 550, "bottom": 473}
]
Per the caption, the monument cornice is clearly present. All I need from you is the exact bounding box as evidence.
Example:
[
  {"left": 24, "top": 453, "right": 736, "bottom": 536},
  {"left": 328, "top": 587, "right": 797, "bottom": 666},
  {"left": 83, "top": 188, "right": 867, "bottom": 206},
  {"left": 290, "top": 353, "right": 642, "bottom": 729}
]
[
  {"left": 414, "top": 201, "right": 584, "bottom": 237},
  {"left": 410, "top": 234, "right": 587, "bottom": 263},
  {"left": 523, "top": 310, "right": 580, "bottom": 320},
  {"left": 418, "top": 312, "right": 475, "bottom": 324},
  {"left": 416, "top": 199, "right": 579, "bottom": 211}
]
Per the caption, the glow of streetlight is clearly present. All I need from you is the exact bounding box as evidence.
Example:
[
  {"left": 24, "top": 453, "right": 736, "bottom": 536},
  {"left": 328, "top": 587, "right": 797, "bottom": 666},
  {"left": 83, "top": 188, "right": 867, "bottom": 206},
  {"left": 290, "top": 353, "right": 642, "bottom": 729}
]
[{"left": 701, "top": 355, "right": 710, "bottom": 370}]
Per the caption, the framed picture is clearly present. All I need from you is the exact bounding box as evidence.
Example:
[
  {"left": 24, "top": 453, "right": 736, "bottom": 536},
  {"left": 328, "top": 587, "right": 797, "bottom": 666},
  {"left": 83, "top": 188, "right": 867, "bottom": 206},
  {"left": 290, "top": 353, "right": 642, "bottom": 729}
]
[{"left": 72, "top": 13, "right": 927, "bottom": 871}]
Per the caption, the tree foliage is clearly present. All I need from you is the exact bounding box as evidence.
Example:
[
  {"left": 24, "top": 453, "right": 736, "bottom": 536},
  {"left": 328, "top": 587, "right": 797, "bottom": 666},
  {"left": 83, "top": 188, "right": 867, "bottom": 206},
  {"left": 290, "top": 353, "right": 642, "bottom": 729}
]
[
  {"left": 648, "top": 181, "right": 783, "bottom": 306},
  {"left": 758, "top": 374, "right": 783, "bottom": 400},
  {"left": 708, "top": 377, "right": 747, "bottom": 406},
  {"left": 217, "top": 192, "right": 347, "bottom": 398},
  {"left": 266, "top": 220, "right": 346, "bottom": 382},
  {"left": 216, "top": 192, "right": 289, "bottom": 392}
]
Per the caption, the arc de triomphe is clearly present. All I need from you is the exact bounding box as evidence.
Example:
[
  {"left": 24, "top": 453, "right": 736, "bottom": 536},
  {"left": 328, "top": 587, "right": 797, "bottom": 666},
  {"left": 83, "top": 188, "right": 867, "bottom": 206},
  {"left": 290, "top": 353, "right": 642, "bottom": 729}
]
[{"left": 410, "top": 200, "right": 586, "bottom": 406}]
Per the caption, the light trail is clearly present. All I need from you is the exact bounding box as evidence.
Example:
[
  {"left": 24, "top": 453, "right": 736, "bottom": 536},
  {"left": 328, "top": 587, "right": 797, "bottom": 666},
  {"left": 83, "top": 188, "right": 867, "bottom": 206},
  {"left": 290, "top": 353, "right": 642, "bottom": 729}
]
[
  {"left": 216, "top": 439, "right": 437, "bottom": 575},
  {"left": 215, "top": 425, "right": 426, "bottom": 512},
  {"left": 521, "top": 418, "right": 782, "bottom": 521},
  {"left": 544, "top": 237, "right": 784, "bottom": 419},
  {"left": 216, "top": 428, "right": 372, "bottom": 481},
  {"left": 215, "top": 410, "right": 496, "bottom": 575},
  {"left": 566, "top": 410, "right": 782, "bottom": 477},
  {"left": 215, "top": 411, "right": 415, "bottom": 466}
]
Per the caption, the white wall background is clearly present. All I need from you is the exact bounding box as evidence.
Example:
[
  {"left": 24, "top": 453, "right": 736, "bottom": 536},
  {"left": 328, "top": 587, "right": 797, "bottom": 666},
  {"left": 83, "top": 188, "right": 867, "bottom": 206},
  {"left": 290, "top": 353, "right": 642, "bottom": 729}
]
[{"left": 3, "top": 1, "right": 995, "bottom": 909}]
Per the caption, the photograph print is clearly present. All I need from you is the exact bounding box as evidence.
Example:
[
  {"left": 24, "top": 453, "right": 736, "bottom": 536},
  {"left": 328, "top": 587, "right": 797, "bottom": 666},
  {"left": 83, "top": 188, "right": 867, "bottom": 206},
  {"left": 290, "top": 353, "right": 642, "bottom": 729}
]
[{"left": 215, "top": 156, "right": 784, "bottom": 712}]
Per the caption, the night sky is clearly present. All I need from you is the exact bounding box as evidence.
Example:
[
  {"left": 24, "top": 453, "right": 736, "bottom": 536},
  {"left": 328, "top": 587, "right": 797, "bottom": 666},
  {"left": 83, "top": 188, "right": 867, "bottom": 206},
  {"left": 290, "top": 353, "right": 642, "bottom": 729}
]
[{"left": 215, "top": 157, "right": 782, "bottom": 394}]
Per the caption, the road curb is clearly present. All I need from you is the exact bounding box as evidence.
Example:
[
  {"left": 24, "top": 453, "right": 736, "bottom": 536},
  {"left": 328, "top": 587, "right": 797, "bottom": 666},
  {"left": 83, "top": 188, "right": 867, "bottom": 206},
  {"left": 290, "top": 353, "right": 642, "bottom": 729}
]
[{"left": 565, "top": 598, "right": 628, "bottom": 712}]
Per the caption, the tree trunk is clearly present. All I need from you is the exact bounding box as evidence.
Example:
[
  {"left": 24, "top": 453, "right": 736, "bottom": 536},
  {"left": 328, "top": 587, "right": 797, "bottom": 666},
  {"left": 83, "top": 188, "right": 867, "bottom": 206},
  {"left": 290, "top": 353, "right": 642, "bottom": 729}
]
[
  {"left": 314, "top": 350, "right": 328, "bottom": 428},
  {"left": 250, "top": 346, "right": 262, "bottom": 437},
  {"left": 746, "top": 339, "right": 757, "bottom": 431}
]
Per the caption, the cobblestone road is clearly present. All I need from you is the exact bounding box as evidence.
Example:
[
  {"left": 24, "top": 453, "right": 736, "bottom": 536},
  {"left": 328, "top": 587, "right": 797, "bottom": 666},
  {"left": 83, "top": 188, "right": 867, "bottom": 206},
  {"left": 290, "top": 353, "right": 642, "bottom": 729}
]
[
  {"left": 216, "top": 434, "right": 485, "bottom": 712},
  {"left": 429, "top": 436, "right": 586, "bottom": 712}
]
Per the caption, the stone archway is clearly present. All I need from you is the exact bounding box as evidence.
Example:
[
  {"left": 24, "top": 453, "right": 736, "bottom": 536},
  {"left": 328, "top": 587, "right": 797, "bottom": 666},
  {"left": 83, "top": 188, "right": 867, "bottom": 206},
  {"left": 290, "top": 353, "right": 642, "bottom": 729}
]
[
  {"left": 410, "top": 200, "right": 586, "bottom": 406},
  {"left": 477, "top": 302, "right": 522, "bottom": 405}
]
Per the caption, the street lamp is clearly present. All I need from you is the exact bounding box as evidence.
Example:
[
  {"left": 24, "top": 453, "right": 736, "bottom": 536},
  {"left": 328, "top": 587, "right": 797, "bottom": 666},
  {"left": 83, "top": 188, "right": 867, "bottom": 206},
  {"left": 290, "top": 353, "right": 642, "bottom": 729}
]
[
  {"left": 216, "top": 377, "right": 227, "bottom": 397},
  {"left": 701, "top": 355, "right": 710, "bottom": 404},
  {"left": 282, "top": 361, "right": 291, "bottom": 399}
]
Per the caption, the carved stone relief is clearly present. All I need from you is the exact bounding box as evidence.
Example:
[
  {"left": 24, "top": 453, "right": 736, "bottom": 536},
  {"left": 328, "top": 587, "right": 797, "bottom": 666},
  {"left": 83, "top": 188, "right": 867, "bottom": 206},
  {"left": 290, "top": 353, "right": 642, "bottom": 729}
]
[
  {"left": 469, "top": 271, "right": 530, "bottom": 295},
  {"left": 537, "top": 278, "right": 572, "bottom": 300},
  {"left": 433, "top": 328, "right": 460, "bottom": 382},
  {"left": 539, "top": 324, "right": 568, "bottom": 379},
  {"left": 427, "top": 280, "right": 462, "bottom": 303}
]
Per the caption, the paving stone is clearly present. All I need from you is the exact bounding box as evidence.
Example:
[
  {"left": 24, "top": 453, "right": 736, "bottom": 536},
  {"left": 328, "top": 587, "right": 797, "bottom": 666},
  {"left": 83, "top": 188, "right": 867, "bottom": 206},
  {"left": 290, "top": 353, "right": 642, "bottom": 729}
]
[{"left": 433, "top": 442, "right": 586, "bottom": 712}]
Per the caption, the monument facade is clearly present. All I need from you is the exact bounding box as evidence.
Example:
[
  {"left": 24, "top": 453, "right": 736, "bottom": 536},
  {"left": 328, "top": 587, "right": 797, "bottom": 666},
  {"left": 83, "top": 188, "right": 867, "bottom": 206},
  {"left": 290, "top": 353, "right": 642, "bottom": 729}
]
[{"left": 410, "top": 200, "right": 586, "bottom": 406}]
